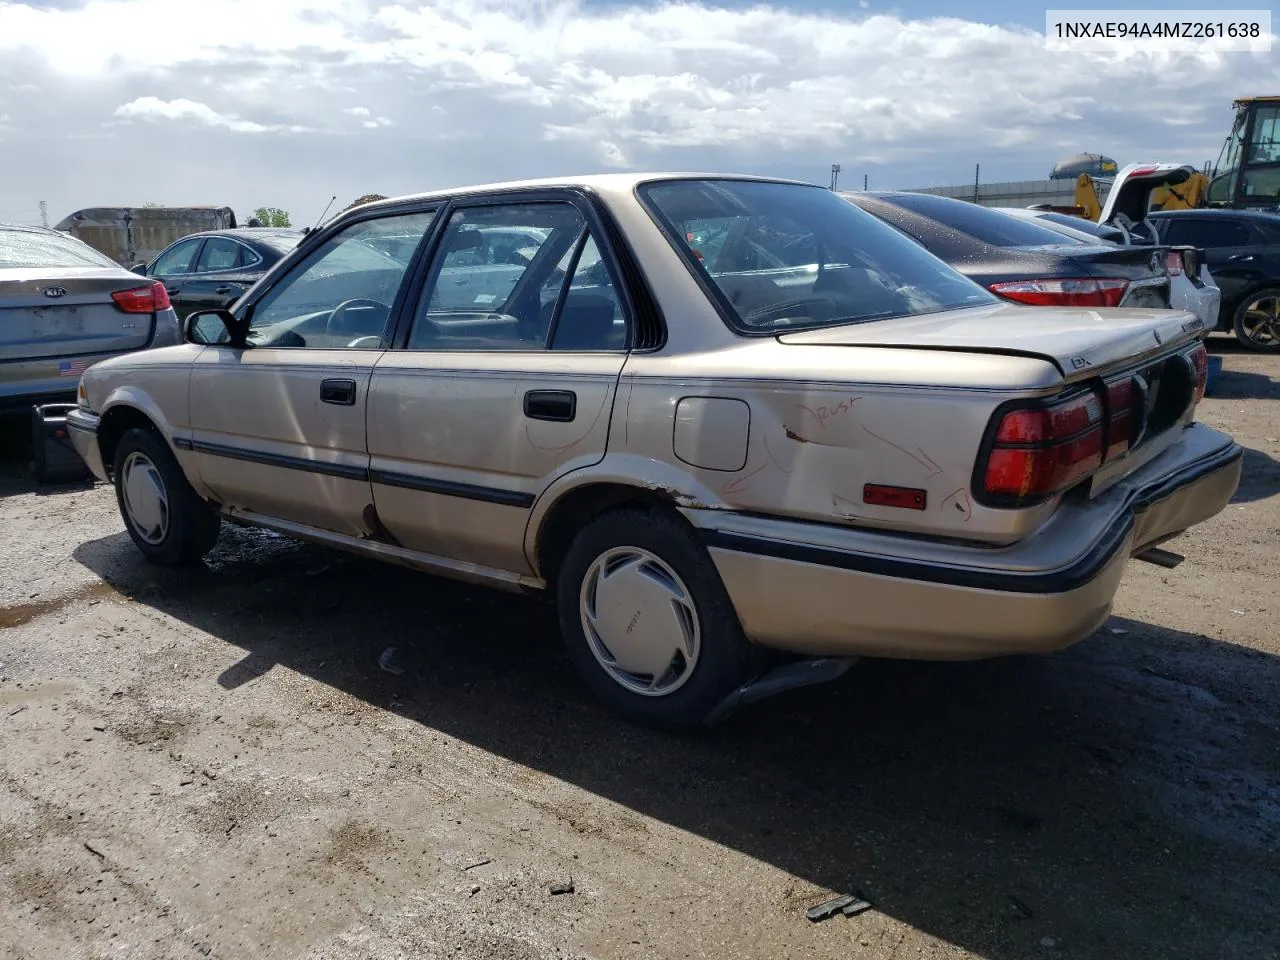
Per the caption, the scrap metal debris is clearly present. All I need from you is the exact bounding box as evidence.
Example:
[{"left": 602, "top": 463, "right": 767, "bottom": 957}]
[
  {"left": 805, "top": 891, "right": 874, "bottom": 922},
  {"left": 549, "top": 879, "right": 575, "bottom": 895},
  {"left": 463, "top": 858, "right": 492, "bottom": 871},
  {"left": 378, "top": 648, "right": 405, "bottom": 676}
]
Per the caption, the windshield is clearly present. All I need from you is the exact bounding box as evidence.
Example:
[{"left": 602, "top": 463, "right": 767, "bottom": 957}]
[
  {"left": 881, "top": 193, "right": 1086, "bottom": 249},
  {"left": 0, "top": 227, "right": 118, "bottom": 269},
  {"left": 639, "top": 180, "right": 996, "bottom": 333}
]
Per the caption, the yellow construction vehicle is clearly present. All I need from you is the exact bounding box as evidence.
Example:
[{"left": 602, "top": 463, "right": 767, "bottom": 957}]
[{"left": 1072, "top": 96, "right": 1280, "bottom": 217}]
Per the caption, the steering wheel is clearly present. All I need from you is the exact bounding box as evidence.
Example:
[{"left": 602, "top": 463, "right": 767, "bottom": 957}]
[
  {"left": 346, "top": 335, "right": 384, "bottom": 349},
  {"left": 326, "top": 297, "right": 390, "bottom": 335}
]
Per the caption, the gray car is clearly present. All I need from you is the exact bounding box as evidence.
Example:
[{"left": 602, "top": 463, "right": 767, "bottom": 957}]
[{"left": 0, "top": 223, "right": 181, "bottom": 413}]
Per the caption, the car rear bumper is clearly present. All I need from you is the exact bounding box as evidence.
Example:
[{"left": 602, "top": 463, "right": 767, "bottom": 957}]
[
  {"left": 66, "top": 409, "right": 108, "bottom": 480},
  {"left": 690, "top": 423, "right": 1242, "bottom": 660}
]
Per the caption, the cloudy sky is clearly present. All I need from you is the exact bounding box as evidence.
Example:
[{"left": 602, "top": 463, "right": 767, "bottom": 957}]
[{"left": 0, "top": 0, "right": 1276, "bottom": 227}]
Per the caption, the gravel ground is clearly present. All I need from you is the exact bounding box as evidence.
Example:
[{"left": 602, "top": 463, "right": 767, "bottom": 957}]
[{"left": 1, "top": 336, "right": 1277, "bottom": 960}]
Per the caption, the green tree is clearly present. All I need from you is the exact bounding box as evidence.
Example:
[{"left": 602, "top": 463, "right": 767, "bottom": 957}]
[{"left": 250, "top": 206, "right": 291, "bottom": 228}]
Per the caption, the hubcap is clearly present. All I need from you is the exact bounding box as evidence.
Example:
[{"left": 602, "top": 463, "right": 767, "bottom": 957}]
[
  {"left": 579, "top": 547, "right": 701, "bottom": 697},
  {"left": 121, "top": 451, "right": 169, "bottom": 545},
  {"left": 1240, "top": 295, "right": 1280, "bottom": 348}
]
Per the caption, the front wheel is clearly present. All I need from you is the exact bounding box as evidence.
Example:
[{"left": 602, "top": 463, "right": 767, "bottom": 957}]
[
  {"left": 113, "top": 427, "right": 221, "bottom": 564},
  {"left": 555, "top": 506, "right": 759, "bottom": 730},
  {"left": 1232, "top": 288, "right": 1280, "bottom": 352}
]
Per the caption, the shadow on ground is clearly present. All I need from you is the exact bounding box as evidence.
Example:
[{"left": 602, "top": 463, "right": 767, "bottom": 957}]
[{"left": 70, "top": 523, "right": 1280, "bottom": 960}]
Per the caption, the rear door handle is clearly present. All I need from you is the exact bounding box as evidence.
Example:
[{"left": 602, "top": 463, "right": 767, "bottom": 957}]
[
  {"left": 214, "top": 285, "right": 233, "bottom": 295},
  {"left": 523, "top": 389, "right": 576, "bottom": 422},
  {"left": 320, "top": 378, "right": 357, "bottom": 406},
  {"left": 165, "top": 287, "right": 180, "bottom": 296},
  {"left": 1228, "top": 253, "right": 1256, "bottom": 262}
]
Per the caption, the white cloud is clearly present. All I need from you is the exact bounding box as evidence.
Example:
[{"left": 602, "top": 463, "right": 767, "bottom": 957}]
[
  {"left": 0, "top": 0, "right": 1277, "bottom": 221},
  {"left": 113, "top": 96, "right": 307, "bottom": 134}
]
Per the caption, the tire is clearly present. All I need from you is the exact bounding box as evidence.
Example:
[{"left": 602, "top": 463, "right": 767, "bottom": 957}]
[
  {"left": 1231, "top": 287, "right": 1280, "bottom": 353},
  {"left": 555, "top": 506, "right": 759, "bottom": 730},
  {"left": 112, "top": 426, "right": 220, "bottom": 564}
]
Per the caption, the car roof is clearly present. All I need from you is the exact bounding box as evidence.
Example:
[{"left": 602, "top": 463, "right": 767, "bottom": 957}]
[
  {"left": 0, "top": 221, "right": 64, "bottom": 235},
  {"left": 352, "top": 172, "right": 818, "bottom": 212},
  {"left": 1149, "top": 208, "right": 1280, "bottom": 222}
]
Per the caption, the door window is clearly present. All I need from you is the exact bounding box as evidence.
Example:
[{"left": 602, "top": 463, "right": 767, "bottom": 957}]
[
  {"left": 407, "top": 202, "right": 589, "bottom": 351},
  {"left": 549, "top": 235, "right": 627, "bottom": 351},
  {"left": 150, "top": 238, "right": 202, "bottom": 277},
  {"left": 1160, "top": 218, "right": 1251, "bottom": 248},
  {"left": 196, "top": 237, "right": 251, "bottom": 272},
  {"left": 245, "top": 211, "right": 436, "bottom": 349}
]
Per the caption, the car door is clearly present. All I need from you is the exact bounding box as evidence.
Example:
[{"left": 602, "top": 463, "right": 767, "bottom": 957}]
[
  {"left": 186, "top": 209, "right": 439, "bottom": 536},
  {"left": 1158, "top": 216, "right": 1261, "bottom": 307},
  {"left": 181, "top": 236, "right": 261, "bottom": 315},
  {"left": 367, "top": 195, "right": 631, "bottom": 576},
  {"left": 146, "top": 236, "right": 205, "bottom": 319}
]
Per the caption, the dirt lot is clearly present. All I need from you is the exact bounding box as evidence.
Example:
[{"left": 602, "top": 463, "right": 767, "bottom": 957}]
[{"left": 1, "top": 338, "right": 1277, "bottom": 960}]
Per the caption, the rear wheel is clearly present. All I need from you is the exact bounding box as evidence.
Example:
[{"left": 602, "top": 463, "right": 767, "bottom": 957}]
[
  {"left": 1232, "top": 288, "right": 1280, "bottom": 352},
  {"left": 555, "top": 506, "right": 758, "bottom": 730},
  {"left": 113, "top": 427, "right": 220, "bottom": 564}
]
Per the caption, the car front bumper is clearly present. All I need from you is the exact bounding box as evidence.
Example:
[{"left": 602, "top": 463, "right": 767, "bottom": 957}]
[
  {"left": 690, "top": 422, "right": 1242, "bottom": 660},
  {"left": 66, "top": 409, "right": 108, "bottom": 481}
]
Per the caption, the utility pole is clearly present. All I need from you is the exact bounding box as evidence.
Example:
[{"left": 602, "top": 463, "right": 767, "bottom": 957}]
[
  {"left": 39, "top": 200, "right": 48, "bottom": 228},
  {"left": 863, "top": 173, "right": 868, "bottom": 190},
  {"left": 830, "top": 164, "right": 841, "bottom": 191},
  {"left": 973, "top": 164, "right": 980, "bottom": 204}
]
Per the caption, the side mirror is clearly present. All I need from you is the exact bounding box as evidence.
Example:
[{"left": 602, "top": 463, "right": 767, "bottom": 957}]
[
  {"left": 130, "top": 262, "right": 148, "bottom": 275},
  {"left": 184, "top": 308, "right": 247, "bottom": 347}
]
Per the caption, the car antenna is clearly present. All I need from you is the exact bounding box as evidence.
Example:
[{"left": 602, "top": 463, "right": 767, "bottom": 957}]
[{"left": 311, "top": 195, "right": 337, "bottom": 232}]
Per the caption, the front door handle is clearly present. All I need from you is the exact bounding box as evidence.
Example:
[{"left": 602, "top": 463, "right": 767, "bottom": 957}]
[
  {"left": 165, "top": 286, "right": 180, "bottom": 296},
  {"left": 1228, "top": 253, "right": 1256, "bottom": 263},
  {"left": 214, "top": 285, "right": 233, "bottom": 295},
  {"left": 523, "top": 389, "right": 576, "bottom": 422},
  {"left": 320, "top": 378, "right": 357, "bottom": 406}
]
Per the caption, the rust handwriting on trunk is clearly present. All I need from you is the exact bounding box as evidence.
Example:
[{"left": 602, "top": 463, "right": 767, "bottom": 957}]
[{"left": 795, "top": 397, "right": 860, "bottom": 432}]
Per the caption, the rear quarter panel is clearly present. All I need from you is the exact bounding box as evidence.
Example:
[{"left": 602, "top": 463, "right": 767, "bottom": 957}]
[{"left": 602, "top": 341, "right": 1065, "bottom": 544}]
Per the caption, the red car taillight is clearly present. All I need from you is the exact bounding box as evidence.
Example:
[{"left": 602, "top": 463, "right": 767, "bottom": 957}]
[
  {"left": 1164, "top": 251, "right": 1184, "bottom": 276},
  {"left": 980, "top": 390, "right": 1105, "bottom": 505},
  {"left": 111, "top": 281, "right": 170, "bottom": 314},
  {"left": 1188, "top": 342, "right": 1208, "bottom": 405},
  {"left": 989, "top": 278, "right": 1129, "bottom": 308}
]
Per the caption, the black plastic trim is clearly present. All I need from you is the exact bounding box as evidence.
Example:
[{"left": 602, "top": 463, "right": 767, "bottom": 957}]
[
  {"left": 704, "top": 440, "right": 1241, "bottom": 595},
  {"left": 368, "top": 469, "right": 534, "bottom": 508},
  {"left": 187, "top": 439, "right": 369, "bottom": 481}
]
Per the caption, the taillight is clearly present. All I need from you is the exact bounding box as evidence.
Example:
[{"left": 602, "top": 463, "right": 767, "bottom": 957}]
[
  {"left": 1188, "top": 342, "right": 1208, "bottom": 404},
  {"left": 111, "top": 281, "right": 170, "bottom": 314},
  {"left": 1105, "top": 378, "right": 1137, "bottom": 459},
  {"left": 989, "top": 278, "right": 1129, "bottom": 308},
  {"left": 1164, "top": 251, "right": 1183, "bottom": 276},
  {"left": 980, "top": 391, "right": 1104, "bottom": 505}
]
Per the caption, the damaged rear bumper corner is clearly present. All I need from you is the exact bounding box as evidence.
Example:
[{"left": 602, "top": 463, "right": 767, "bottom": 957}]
[{"left": 689, "top": 423, "right": 1242, "bottom": 661}]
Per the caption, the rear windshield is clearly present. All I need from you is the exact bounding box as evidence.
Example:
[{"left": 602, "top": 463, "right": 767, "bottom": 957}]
[
  {"left": 257, "top": 232, "right": 304, "bottom": 254},
  {"left": 880, "top": 193, "right": 1084, "bottom": 248},
  {"left": 0, "top": 227, "right": 118, "bottom": 269},
  {"left": 639, "top": 179, "right": 996, "bottom": 333}
]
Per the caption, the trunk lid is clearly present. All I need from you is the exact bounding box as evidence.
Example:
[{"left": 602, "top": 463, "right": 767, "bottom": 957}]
[
  {"left": 0, "top": 267, "right": 155, "bottom": 361},
  {"left": 776, "top": 300, "right": 1202, "bottom": 381},
  {"left": 1098, "top": 162, "right": 1197, "bottom": 229}
]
